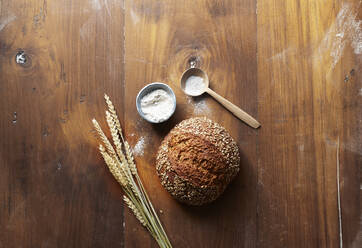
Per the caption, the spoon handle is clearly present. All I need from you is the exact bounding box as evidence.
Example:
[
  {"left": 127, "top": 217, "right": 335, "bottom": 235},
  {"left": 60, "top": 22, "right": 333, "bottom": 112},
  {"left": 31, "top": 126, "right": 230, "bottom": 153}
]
[{"left": 205, "top": 88, "right": 261, "bottom": 128}]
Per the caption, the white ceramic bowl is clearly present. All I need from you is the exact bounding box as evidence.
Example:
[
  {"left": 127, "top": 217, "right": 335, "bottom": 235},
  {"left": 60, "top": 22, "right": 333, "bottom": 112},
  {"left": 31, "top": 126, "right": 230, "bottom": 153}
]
[{"left": 136, "top": 82, "right": 176, "bottom": 123}]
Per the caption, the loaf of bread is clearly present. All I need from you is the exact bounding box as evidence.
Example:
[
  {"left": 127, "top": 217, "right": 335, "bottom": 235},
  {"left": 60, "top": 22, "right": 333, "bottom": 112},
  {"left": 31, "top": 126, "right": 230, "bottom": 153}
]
[{"left": 156, "top": 117, "right": 240, "bottom": 206}]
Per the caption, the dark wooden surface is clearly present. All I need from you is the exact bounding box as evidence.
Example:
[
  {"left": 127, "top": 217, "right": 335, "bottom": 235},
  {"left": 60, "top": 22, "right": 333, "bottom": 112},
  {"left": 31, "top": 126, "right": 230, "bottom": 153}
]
[{"left": 0, "top": 0, "right": 361, "bottom": 247}]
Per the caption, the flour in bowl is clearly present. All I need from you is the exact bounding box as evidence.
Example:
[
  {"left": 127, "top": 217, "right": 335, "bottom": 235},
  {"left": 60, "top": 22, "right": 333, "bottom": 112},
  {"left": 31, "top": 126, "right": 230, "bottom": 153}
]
[{"left": 140, "top": 89, "right": 174, "bottom": 122}]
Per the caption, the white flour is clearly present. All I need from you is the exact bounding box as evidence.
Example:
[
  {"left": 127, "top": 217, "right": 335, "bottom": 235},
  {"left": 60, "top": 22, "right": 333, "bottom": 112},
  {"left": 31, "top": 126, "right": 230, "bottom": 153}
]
[
  {"left": 187, "top": 97, "right": 211, "bottom": 115},
  {"left": 194, "top": 99, "right": 210, "bottom": 115},
  {"left": 133, "top": 136, "right": 146, "bottom": 156},
  {"left": 184, "top": 76, "right": 205, "bottom": 96},
  {"left": 316, "top": 3, "right": 362, "bottom": 71},
  {"left": 140, "top": 89, "right": 174, "bottom": 122}
]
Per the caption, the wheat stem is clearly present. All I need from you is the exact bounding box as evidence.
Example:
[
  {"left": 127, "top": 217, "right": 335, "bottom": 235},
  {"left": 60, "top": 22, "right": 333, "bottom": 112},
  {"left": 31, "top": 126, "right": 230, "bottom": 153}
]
[{"left": 136, "top": 174, "right": 171, "bottom": 246}]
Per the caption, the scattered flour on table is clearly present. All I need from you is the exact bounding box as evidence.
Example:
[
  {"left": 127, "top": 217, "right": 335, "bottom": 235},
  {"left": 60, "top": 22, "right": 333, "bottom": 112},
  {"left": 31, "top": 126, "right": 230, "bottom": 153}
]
[
  {"left": 130, "top": 9, "right": 140, "bottom": 24},
  {"left": 80, "top": 16, "right": 98, "bottom": 40},
  {"left": 140, "top": 89, "right": 174, "bottom": 123},
  {"left": 268, "top": 47, "right": 296, "bottom": 61},
  {"left": 187, "top": 97, "right": 211, "bottom": 115},
  {"left": 317, "top": 3, "right": 362, "bottom": 71},
  {"left": 0, "top": 13, "right": 16, "bottom": 32},
  {"left": 184, "top": 76, "right": 205, "bottom": 96},
  {"left": 90, "top": 0, "right": 101, "bottom": 10},
  {"left": 132, "top": 136, "right": 147, "bottom": 157}
]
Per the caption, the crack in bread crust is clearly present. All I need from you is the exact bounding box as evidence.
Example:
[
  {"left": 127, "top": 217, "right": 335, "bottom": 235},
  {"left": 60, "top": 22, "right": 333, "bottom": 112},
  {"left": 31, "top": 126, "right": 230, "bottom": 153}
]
[{"left": 168, "top": 133, "right": 228, "bottom": 187}]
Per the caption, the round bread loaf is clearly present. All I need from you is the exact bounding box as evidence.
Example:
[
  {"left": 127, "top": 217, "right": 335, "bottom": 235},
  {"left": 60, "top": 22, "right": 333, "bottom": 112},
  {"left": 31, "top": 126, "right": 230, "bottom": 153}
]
[{"left": 156, "top": 117, "right": 240, "bottom": 206}]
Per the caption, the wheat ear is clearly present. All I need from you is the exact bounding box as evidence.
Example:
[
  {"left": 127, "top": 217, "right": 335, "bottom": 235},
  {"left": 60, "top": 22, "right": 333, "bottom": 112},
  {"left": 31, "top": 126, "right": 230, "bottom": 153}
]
[
  {"left": 99, "top": 145, "right": 127, "bottom": 187},
  {"left": 92, "top": 119, "right": 117, "bottom": 157},
  {"left": 104, "top": 94, "right": 125, "bottom": 142},
  {"left": 123, "top": 195, "right": 146, "bottom": 226},
  {"left": 104, "top": 97, "right": 137, "bottom": 176},
  {"left": 105, "top": 111, "right": 128, "bottom": 164},
  {"left": 124, "top": 141, "right": 137, "bottom": 175}
]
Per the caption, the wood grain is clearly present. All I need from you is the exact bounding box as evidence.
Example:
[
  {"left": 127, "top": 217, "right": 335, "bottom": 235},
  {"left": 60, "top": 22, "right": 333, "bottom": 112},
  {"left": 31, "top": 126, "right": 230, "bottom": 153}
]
[
  {"left": 0, "top": 0, "right": 361, "bottom": 247},
  {"left": 0, "top": 0, "right": 125, "bottom": 247},
  {"left": 257, "top": 1, "right": 361, "bottom": 247}
]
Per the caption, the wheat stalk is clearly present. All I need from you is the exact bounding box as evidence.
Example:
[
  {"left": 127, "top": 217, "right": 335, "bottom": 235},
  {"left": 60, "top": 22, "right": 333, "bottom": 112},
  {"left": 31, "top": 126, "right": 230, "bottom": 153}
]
[{"left": 92, "top": 95, "right": 172, "bottom": 248}]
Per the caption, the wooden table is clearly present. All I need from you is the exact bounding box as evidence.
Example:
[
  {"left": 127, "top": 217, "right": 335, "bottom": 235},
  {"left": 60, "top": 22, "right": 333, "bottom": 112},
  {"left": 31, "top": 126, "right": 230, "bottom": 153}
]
[{"left": 1, "top": 0, "right": 361, "bottom": 247}]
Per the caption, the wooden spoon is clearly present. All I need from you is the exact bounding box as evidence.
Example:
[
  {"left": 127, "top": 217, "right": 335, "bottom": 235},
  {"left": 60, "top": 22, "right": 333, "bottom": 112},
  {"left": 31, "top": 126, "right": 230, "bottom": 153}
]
[{"left": 180, "top": 67, "right": 261, "bottom": 129}]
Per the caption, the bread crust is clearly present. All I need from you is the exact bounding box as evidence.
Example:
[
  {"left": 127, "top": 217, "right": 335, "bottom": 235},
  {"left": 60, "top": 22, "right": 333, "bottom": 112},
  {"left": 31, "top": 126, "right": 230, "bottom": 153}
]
[{"left": 156, "top": 117, "right": 240, "bottom": 206}]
